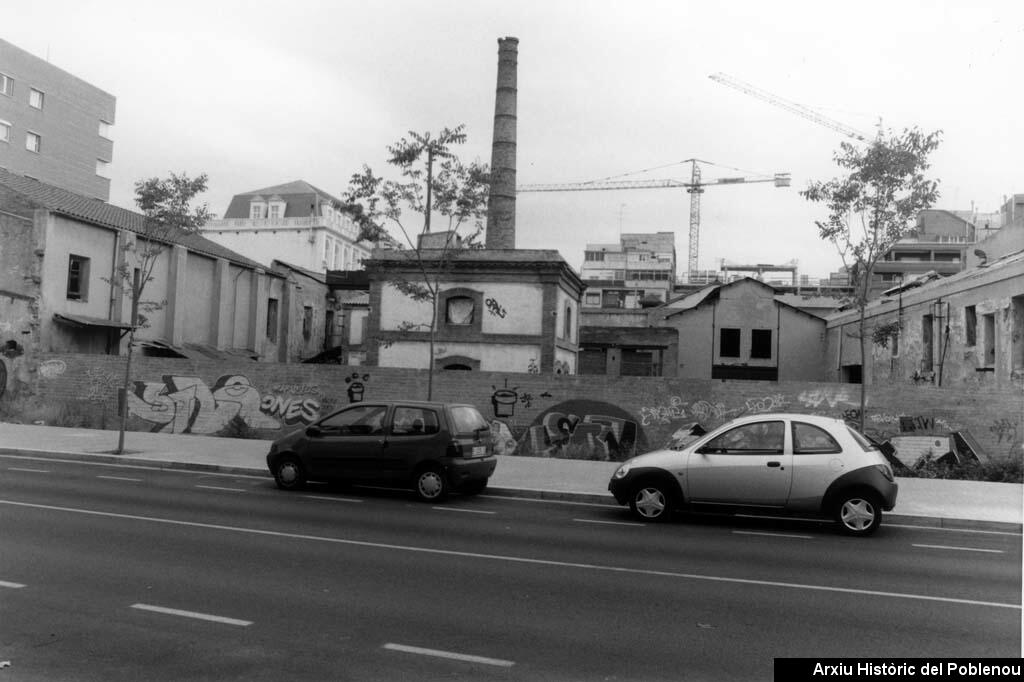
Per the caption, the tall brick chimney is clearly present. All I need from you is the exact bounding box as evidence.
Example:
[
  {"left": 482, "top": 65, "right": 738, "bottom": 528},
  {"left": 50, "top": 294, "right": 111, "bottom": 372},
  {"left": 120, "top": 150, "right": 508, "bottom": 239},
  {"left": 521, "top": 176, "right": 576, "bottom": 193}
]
[{"left": 485, "top": 36, "right": 518, "bottom": 250}]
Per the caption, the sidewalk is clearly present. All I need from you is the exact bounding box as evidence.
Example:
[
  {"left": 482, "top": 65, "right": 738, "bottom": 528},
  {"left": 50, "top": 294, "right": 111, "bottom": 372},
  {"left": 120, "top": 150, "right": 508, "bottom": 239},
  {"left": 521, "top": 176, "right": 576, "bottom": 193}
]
[{"left": 1, "top": 423, "right": 1021, "bottom": 532}]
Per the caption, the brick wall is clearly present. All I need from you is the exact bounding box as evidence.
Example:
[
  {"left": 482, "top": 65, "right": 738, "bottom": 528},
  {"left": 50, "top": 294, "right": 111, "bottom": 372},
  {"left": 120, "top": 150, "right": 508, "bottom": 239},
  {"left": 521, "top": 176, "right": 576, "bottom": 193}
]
[{"left": 26, "top": 352, "right": 1024, "bottom": 463}]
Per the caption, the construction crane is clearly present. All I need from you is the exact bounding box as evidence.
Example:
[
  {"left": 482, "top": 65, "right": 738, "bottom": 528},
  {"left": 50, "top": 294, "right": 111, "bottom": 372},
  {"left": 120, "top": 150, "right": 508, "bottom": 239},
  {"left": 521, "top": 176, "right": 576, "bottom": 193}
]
[
  {"left": 517, "top": 159, "right": 791, "bottom": 283},
  {"left": 708, "top": 72, "right": 875, "bottom": 142}
]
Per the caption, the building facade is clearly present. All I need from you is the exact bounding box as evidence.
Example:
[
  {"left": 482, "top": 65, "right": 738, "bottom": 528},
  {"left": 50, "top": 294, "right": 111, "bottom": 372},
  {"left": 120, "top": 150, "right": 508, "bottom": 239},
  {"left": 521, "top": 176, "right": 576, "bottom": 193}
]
[
  {"left": 0, "top": 38, "right": 116, "bottom": 201},
  {"left": 364, "top": 248, "right": 584, "bottom": 374},
  {"left": 201, "top": 180, "right": 370, "bottom": 273},
  {"left": 0, "top": 169, "right": 291, "bottom": 396},
  {"left": 580, "top": 232, "right": 676, "bottom": 309}
]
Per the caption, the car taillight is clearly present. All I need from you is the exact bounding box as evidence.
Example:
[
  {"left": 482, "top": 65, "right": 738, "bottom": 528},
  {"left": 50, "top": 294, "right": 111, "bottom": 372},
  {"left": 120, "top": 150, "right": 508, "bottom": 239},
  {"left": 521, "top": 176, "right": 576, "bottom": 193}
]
[
  {"left": 876, "top": 464, "right": 894, "bottom": 482},
  {"left": 447, "top": 440, "right": 464, "bottom": 458}
]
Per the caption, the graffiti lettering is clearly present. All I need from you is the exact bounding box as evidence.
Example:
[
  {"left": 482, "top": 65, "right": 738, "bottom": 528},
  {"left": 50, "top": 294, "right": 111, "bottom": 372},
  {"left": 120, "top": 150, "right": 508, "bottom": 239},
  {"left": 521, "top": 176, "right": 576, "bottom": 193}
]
[
  {"left": 83, "top": 367, "right": 119, "bottom": 402},
  {"left": 990, "top": 418, "right": 1019, "bottom": 444},
  {"left": 270, "top": 383, "right": 323, "bottom": 397},
  {"left": 744, "top": 394, "right": 788, "bottom": 414},
  {"left": 640, "top": 396, "right": 686, "bottom": 426},
  {"left": 689, "top": 400, "right": 730, "bottom": 422},
  {"left": 519, "top": 393, "right": 534, "bottom": 409},
  {"left": 38, "top": 359, "right": 67, "bottom": 379},
  {"left": 259, "top": 395, "right": 320, "bottom": 425},
  {"left": 127, "top": 374, "right": 282, "bottom": 434},
  {"left": 484, "top": 297, "right": 507, "bottom": 319},
  {"left": 899, "top": 416, "right": 936, "bottom": 433},
  {"left": 798, "top": 388, "right": 854, "bottom": 409},
  {"left": 518, "top": 401, "right": 645, "bottom": 461}
]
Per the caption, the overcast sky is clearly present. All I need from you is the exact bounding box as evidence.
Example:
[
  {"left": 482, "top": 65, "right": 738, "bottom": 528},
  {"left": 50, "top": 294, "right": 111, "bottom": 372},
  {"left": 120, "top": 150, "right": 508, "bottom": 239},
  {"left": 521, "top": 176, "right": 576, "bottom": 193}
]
[{"left": 6, "top": 0, "right": 1021, "bottom": 278}]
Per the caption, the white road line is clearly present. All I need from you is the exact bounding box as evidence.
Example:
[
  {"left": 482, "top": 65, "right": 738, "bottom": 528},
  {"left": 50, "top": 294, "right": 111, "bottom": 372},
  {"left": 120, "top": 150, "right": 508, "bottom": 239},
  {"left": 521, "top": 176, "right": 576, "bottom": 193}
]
[
  {"left": 383, "top": 643, "right": 514, "bottom": 668},
  {"left": 301, "top": 495, "right": 363, "bottom": 503},
  {"left": 888, "top": 523, "right": 1022, "bottom": 537},
  {"left": 913, "top": 544, "right": 1005, "bottom": 554},
  {"left": 8, "top": 467, "right": 50, "bottom": 473},
  {"left": 0, "top": 454, "right": 268, "bottom": 480},
  {"left": 130, "top": 603, "right": 252, "bottom": 627},
  {"left": 2, "top": 499, "right": 1018, "bottom": 611},
  {"left": 0, "top": 581, "right": 26, "bottom": 589},
  {"left": 432, "top": 506, "right": 496, "bottom": 515},
  {"left": 97, "top": 475, "right": 142, "bottom": 483},
  {"left": 195, "top": 485, "right": 246, "bottom": 493},
  {"left": 733, "top": 530, "right": 814, "bottom": 540},
  {"left": 573, "top": 518, "right": 645, "bottom": 527}
]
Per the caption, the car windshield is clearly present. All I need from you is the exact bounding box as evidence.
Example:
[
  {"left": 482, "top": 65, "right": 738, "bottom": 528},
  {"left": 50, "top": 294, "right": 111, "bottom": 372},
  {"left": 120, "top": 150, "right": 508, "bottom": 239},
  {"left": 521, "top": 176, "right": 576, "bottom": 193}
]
[
  {"left": 846, "top": 425, "right": 878, "bottom": 452},
  {"left": 450, "top": 406, "right": 488, "bottom": 434}
]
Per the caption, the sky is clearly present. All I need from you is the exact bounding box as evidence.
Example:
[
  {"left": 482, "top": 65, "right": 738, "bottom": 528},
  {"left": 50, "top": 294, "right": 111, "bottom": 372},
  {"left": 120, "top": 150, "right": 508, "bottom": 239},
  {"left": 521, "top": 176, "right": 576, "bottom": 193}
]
[{"left": 5, "top": 0, "right": 1022, "bottom": 279}]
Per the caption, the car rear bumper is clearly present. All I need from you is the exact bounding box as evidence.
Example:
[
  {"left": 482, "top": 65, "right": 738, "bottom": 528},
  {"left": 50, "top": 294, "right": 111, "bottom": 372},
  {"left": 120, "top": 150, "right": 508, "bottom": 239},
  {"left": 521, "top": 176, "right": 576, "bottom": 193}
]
[{"left": 446, "top": 455, "right": 497, "bottom": 486}]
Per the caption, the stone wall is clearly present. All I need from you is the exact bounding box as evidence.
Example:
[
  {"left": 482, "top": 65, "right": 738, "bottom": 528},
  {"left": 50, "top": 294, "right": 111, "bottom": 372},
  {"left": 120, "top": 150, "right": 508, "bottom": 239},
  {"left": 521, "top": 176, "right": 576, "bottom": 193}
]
[{"left": 23, "top": 352, "right": 1024, "bottom": 463}]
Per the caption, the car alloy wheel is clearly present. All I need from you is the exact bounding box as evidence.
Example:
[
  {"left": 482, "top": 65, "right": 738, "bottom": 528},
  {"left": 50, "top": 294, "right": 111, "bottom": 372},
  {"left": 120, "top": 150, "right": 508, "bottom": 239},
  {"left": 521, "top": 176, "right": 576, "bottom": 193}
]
[
  {"left": 630, "top": 484, "right": 671, "bottom": 522},
  {"left": 415, "top": 467, "right": 448, "bottom": 502},
  {"left": 836, "top": 493, "right": 881, "bottom": 536},
  {"left": 274, "top": 456, "right": 306, "bottom": 491}
]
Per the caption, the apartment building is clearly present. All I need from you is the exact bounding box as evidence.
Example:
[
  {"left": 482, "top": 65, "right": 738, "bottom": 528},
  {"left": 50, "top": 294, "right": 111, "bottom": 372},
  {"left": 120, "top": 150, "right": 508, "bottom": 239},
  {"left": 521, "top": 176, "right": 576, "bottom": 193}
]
[
  {"left": 580, "top": 231, "right": 676, "bottom": 308},
  {"left": 0, "top": 38, "right": 116, "bottom": 201},
  {"left": 201, "top": 181, "right": 370, "bottom": 273}
]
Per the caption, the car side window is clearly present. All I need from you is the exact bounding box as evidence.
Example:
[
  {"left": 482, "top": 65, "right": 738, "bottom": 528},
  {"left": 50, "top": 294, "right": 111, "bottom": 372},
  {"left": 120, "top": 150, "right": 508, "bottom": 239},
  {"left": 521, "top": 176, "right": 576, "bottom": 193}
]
[
  {"left": 792, "top": 422, "right": 841, "bottom": 454},
  {"left": 702, "top": 421, "right": 785, "bottom": 454},
  {"left": 391, "top": 407, "right": 440, "bottom": 436},
  {"left": 318, "top": 405, "right": 387, "bottom": 436}
]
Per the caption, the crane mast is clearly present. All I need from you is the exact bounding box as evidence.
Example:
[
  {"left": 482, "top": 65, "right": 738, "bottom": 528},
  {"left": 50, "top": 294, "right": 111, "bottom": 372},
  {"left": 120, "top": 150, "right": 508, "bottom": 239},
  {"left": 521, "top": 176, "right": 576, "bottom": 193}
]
[{"left": 518, "top": 159, "right": 789, "bottom": 283}]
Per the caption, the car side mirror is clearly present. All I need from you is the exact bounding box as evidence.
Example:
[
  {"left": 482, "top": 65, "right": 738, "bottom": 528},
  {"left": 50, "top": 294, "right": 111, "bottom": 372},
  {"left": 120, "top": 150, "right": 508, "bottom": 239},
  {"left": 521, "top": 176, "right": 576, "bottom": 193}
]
[{"left": 305, "top": 425, "right": 322, "bottom": 438}]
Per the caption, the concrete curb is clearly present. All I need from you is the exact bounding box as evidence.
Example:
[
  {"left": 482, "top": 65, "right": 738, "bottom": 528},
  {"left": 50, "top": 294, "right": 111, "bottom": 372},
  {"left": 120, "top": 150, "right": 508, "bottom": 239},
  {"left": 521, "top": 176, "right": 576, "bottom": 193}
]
[{"left": 3, "top": 448, "right": 1021, "bottom": 534}]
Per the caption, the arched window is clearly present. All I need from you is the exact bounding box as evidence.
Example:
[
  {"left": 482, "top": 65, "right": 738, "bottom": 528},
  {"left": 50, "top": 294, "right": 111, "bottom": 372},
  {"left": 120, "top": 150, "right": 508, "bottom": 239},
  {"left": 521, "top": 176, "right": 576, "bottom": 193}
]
[{"left": 446, "top": 296, "right": 475, "bottom": 325}]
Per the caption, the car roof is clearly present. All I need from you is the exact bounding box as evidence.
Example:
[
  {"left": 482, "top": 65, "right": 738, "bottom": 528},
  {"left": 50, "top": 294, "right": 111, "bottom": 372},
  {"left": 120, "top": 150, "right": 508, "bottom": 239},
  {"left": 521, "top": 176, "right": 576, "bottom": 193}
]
[{"left": 723, "top": 413, "right": 846, "bottom": 427}]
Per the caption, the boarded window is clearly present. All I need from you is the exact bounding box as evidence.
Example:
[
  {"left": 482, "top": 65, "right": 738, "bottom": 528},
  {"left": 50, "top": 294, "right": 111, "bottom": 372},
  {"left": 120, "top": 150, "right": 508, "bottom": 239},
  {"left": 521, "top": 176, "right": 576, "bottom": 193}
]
[
  {"left": 302, "top": 306, "right": 313, "bottom": 340},
  {"left": 750, "top": 329, "right": 772, "bottom": 359},
  {"left": 965, "top": 305, "right": 977, "bottom": 346},
  {"left": 983, "top": 313, "right": 996, "bottom": 366},
  {"left": 267, "top": 298, "right": 279, "bottom": 342},
  {"left": 720, "top": 328, "right": 741, "bottom": 358}
]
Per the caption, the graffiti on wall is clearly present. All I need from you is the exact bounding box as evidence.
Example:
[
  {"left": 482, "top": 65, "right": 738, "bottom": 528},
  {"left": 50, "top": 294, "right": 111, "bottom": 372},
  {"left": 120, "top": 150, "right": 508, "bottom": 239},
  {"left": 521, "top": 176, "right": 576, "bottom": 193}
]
[
  {"left": 127, "top": 374, "right": 322, "bottom": 434},
  {"left": 516, "top": 400, "right": 644, "bottom": 461},
  {"left": 638, "top": 394, "right": 789, "bottom": 427},
  {"left": 798, "top": 388, "right": 855, "bottom": 409},
  {"left": 485, "top": 297, "right": 507, "bottom": 319},
  {"left": 37, "top": 359, "right": 67, "bottom": 379},
  {"left": 345, "top": 373, "right": 370, "bottom": 403}
]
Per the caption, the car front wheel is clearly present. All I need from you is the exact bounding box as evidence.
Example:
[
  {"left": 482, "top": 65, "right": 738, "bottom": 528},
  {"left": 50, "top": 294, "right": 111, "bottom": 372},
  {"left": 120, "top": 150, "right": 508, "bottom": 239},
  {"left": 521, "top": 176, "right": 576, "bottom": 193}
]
[
  {"left": 414, "top": 467, "right": 448, "bottom": 502},
  {"left": 273, "top": 455, "right": 306, "bottom": 491},
  {"left": 835, "top": 492, "right": 882, "bottom": 536},
  {"left": 629, "top": 482, "right": 673, "bottom": 522}
]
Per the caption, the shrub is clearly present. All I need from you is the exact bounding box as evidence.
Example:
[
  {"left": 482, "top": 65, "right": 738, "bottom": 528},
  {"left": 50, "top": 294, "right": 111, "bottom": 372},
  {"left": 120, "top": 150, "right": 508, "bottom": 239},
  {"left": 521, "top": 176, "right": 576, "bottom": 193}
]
[{"left": 908, "top": 456, "right": 1023, "bottom": 483}]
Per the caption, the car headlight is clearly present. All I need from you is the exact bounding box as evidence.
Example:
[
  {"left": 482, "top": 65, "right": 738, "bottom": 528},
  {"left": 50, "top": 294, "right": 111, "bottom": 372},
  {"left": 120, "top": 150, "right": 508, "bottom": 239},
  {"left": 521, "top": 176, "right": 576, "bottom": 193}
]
[{"left": 613, "top": 463, "right": 631, "bottom": 479}]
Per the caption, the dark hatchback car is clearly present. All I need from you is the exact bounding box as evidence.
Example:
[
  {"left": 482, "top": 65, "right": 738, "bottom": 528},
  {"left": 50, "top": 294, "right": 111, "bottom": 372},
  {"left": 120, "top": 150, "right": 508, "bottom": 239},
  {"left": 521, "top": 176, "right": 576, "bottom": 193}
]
[{"left": 266, "top": 401, "right": 496, "bottom": 502}]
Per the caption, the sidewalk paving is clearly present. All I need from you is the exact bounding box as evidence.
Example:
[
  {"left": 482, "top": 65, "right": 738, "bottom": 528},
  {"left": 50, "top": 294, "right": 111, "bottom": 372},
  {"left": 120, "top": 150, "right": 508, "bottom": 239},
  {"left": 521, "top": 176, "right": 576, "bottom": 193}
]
[{"left": 1, "top": 423, "right": 1021, "bottom": 532}]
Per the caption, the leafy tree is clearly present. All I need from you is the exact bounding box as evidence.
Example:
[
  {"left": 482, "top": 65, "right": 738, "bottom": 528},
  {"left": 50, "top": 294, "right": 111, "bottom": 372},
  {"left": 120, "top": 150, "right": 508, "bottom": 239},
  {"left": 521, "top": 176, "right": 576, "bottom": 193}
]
[
  {"left": 112, "top": 173, "right": 211, "bottom": 453},
  {"left": 802, "top": 127, "right": 941, "bottom": 429},
  {"left": 343, "top": 125, "right": 489, "bottom": 399}
]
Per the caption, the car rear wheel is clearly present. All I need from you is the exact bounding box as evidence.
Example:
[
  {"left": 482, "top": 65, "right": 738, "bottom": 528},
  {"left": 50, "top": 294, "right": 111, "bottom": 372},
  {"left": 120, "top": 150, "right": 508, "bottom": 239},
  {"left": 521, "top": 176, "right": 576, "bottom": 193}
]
[
  {"left": 414, "top": 466, "right": 448, "bottom": 502},
  {"left": 273, "top": 456, "right": 306, "bottom": 491},
  {"left": 835, "top": 492, "right": 882, "bottom": 536},
  {"left": 628, "top": 482, "right": 674, "bottom": 522}
]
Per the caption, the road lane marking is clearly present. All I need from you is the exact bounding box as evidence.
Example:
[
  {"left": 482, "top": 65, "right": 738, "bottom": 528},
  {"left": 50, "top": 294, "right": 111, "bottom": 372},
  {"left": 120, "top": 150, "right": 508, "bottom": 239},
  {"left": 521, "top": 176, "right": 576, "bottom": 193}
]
[
  {"left": 913, "top": 544, "right": 1004, "bottom": 554},
  {"left": 0, "top": 581, "right": 26, "bottom": 589},
  {"left": 573, "top": 519, "right": 646, "bottom": 527},
  {"left": 431, "top": 505, "right": 495, "bottom": 515},
  {"left": 733, "top": 531, "right": 814, "bottom": 540},
  {"left": 130, "top": 603, "right": 252, "bottom": 627},
  {"left": 8, "top": 467, "right": 50, "bottom": 473},
  {"left": 383, "top": 643, "right": 514, "bottom": 668},
  {"left": 3, "top": 499, "right": 1019, "bottom": 611},
  {"left": 302, "top": 494, "right": 363, "bottom": 503},
  {"left": 195, "top": 485, "right": 246, "bottom": 493},
  {"left": 97, "top": 475, "right": 142, "bottom": 483},
  {"left": 888, "top": 524, "right": 1022, "bottom": 537},
  {"left": 0, "top": 455, "right": 268, "bottom": 480}
]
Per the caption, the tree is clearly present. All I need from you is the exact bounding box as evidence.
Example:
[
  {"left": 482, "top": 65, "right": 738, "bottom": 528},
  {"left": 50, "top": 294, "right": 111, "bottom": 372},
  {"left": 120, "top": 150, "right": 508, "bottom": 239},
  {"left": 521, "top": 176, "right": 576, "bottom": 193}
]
[
  {"left": 802, "top": 127, "right": 941, "bottom": 430},
  {"left": 343, "top": 125, "right": 489, "bottom": 399},
  {"left": 112, "top": 172, "right": 211, "bottom": 454}
]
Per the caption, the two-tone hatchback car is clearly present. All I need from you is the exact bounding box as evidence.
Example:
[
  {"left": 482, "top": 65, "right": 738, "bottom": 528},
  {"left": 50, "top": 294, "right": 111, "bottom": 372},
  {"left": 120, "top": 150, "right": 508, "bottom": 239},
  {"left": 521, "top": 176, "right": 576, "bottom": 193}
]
[
  {"left": 267, "top": 401, "right": 496, "bottom": 502},
  {"left": 608, "top": 414, "right": 898, "bottom": 535}
]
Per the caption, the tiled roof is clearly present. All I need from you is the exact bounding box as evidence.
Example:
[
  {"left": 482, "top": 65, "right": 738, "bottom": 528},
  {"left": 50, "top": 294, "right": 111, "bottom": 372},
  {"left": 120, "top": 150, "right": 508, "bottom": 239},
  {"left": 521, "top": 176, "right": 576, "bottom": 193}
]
[
  {"left": 0, "top": 168, "right": 274, "bottom": 272},
  {"left": 222, "top": 179, "right": 345, "bottom": 219}
]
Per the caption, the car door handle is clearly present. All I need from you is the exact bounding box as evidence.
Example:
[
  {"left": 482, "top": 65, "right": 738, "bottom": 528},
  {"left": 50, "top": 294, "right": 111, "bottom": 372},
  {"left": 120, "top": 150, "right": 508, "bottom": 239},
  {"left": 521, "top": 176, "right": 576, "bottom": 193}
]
[{"left": 766, "top": 461, "right": 782, "bottom": 468}]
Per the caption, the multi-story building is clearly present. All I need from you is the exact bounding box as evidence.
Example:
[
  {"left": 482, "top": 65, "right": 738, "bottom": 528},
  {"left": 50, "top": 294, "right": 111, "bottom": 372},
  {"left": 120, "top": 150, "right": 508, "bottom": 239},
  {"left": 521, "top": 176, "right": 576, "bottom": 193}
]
[
  {"left": 201, "top": 180, "right": 370, "bottom": 273},
  {"left": 0, "top": 38, "right": 116, "bottom": 201},
  {"left": 580, "top": 232, "right": 676, "bottom": 308}
]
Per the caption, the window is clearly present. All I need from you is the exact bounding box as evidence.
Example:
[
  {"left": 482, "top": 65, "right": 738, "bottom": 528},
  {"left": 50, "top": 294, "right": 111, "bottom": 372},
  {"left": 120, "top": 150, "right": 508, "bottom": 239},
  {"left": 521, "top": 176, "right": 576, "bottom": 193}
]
[
  {"left": 0, "top": 73, "right": 12, "bottom": 96},
  {"left": 564, "top": 305, "right": 573, "bottom": 339},
  {"left": 750, "top": 329, "right": 772, "bottom": 359},
  {"left": 29, "top": 88, "right": 44, "bottom": 109},
  {"left": 964, "top": 305, "right": 977, "bottom": 347},
  {"left": 302, "top": 306, "right": 313, "bottom": 340},
  {"left": 319, "top": 404, "right": 387, "bottom": 435},
  {"left": 96, "top": 159, "right": 111, "bottom": 179},
  {"left": 333, "top": 242, "right": 341, "bottom": 269},
  {"left": 323, "top": 237, "right": 332, "bottom": 264},
  {"left": 390, "top": 407, "right": 440, "bottom": 436},
  {"left": 702, "top": 421, "right": 785, "bottom": 454},
  {"left": 269, "top": 204, "right": 281, "bottom": 219},
  {"left": 26, "top": 131, "right": 41, "bottom": 153},
  {"left": 585, "top": 292, "right": 600, "bottom": 306},
  {"left": 266, "top": 298, "right": 279, "bottom": 342},
  {"left": 983, "top": 313, "right": 996, "bottom": 366},
  {"left": 446, "top": 296, "right": 474, "bottom": 325},
  {"left": 921, "top": 314, "right": 933, "bottom": 371},
  {"left": 67, "top": 255, "right": 90, "bottom": 300},
  {"left": 792, "top": 422, "right": 841, "bottom": 454},
  {"left": 720, "top": 328, "right": 741, "bottom": 358},
  {"left": 98, "top": 120, "right": 112, "bottom": 139},
  {"left": 584, "top": 251, "right": 605, "bottom": 262},
  {"left": 0, "top": 120, "right": 9, "bottom": 143}
]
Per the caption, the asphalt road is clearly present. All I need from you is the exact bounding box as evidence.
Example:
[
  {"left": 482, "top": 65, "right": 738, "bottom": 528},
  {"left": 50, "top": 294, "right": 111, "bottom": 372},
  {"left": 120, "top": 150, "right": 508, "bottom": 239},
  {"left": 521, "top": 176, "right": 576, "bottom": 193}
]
[{"left": 1, "top": 454, "right": 1021, "bottom": 681}]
